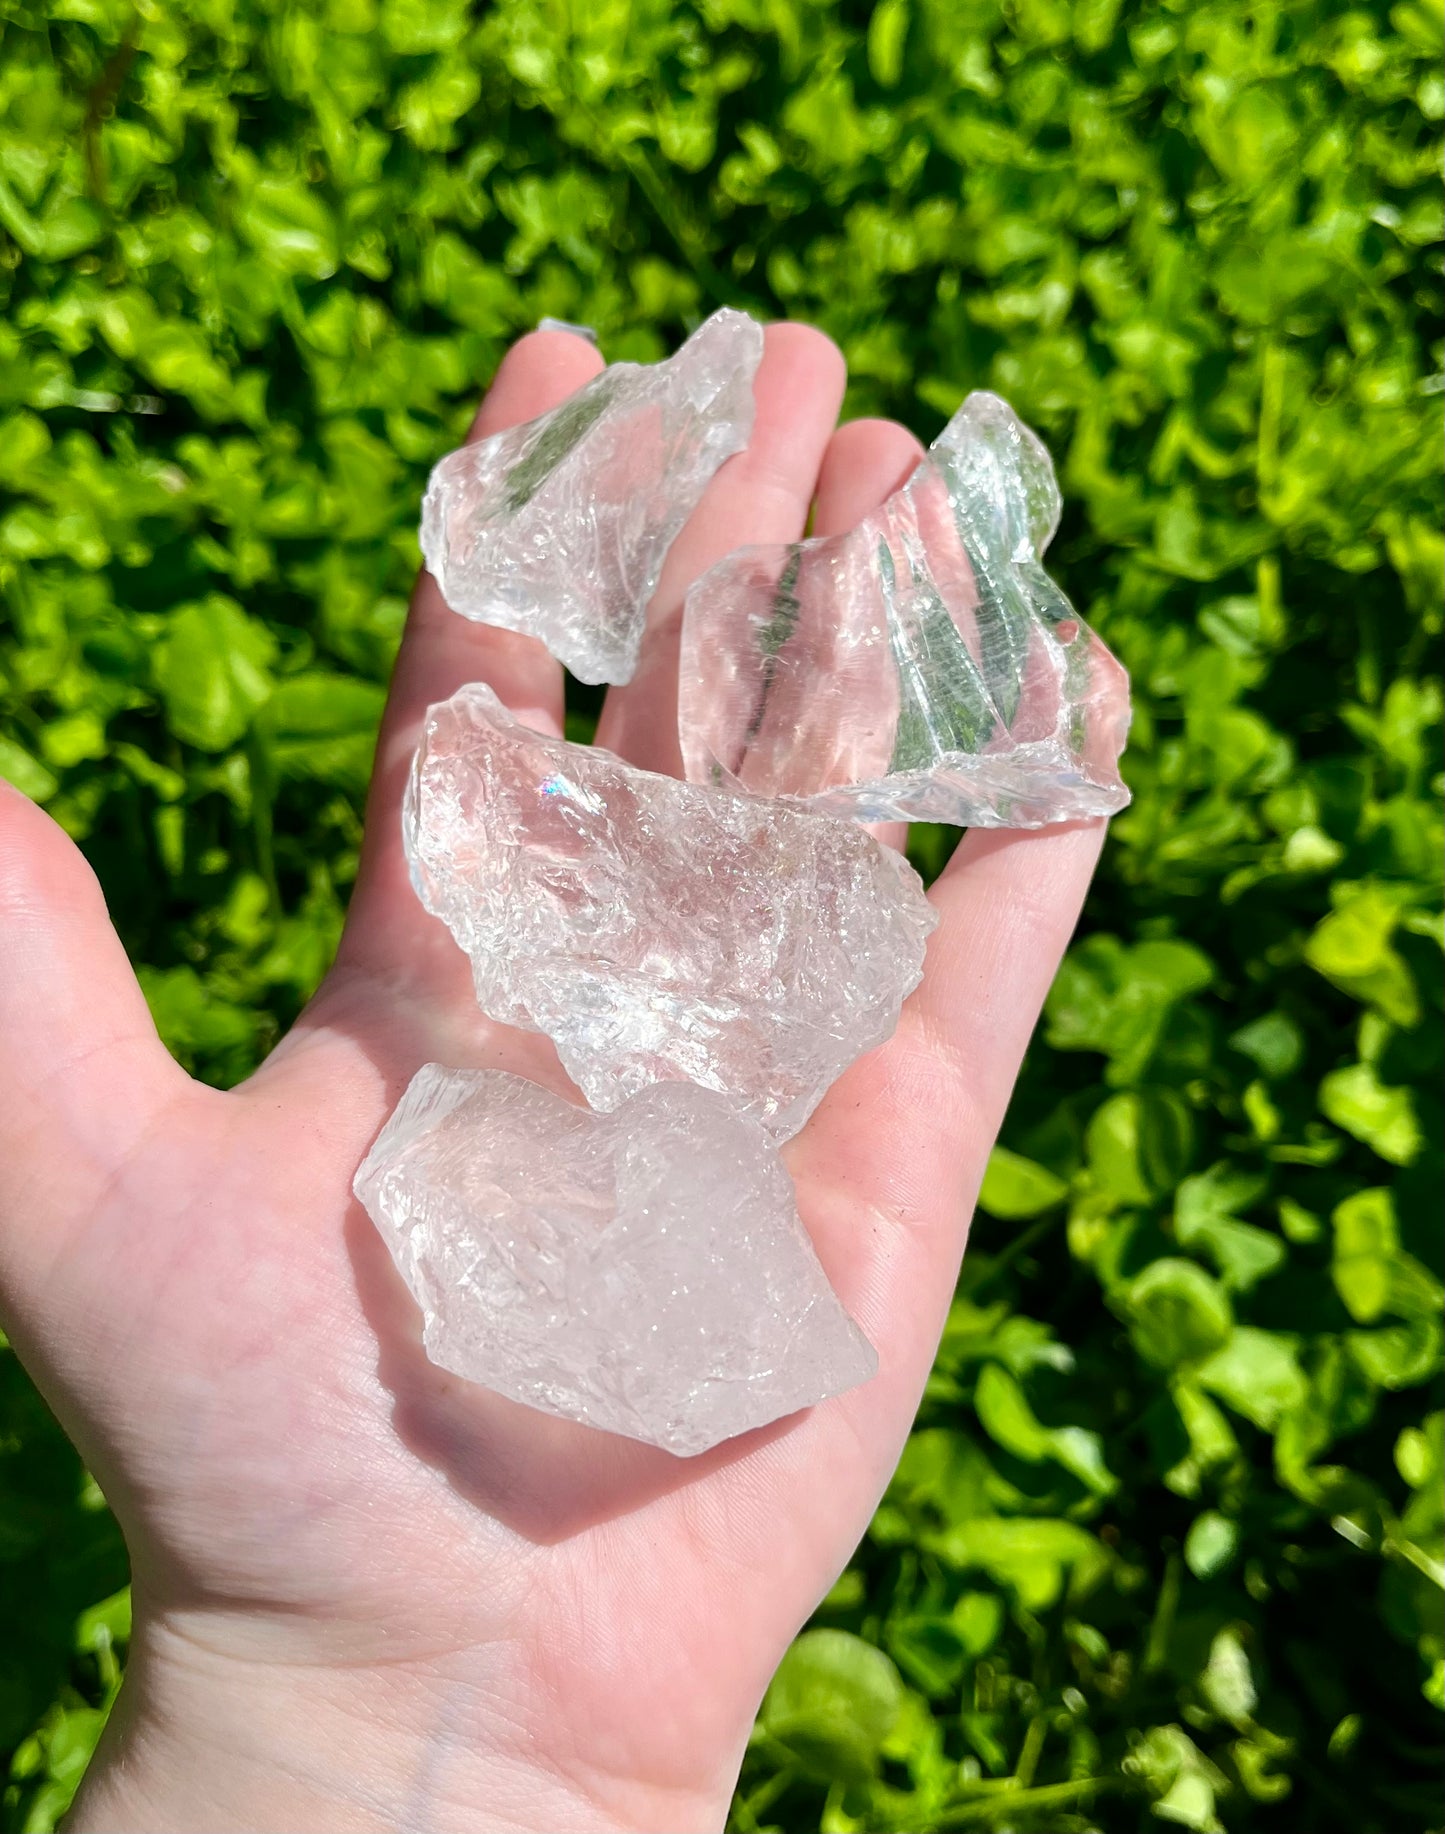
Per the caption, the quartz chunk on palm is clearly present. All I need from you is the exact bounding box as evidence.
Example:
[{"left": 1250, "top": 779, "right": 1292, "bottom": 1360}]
[
  {"left": 678, "top": 391, "right": 1132, "bottom": 827},
  {"left": 405, "top": 684, "right": 936, "bottom": 1139},
  {"left": 354, "top": 1068, "right": 877, "bottom": 1456},
  {"left": 420, "top": 309, "right": 763, "bottom": 685}
]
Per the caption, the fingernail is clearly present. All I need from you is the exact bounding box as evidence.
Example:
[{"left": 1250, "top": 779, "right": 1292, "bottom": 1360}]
[{"left": 536, "top": 317, "right": 599, "bottom": 344}]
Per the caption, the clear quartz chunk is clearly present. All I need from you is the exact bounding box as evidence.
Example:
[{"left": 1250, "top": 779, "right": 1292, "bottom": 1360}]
[
  {"left": 420, "top": 308, "right": 763, "bottom": 686},
  {"left": 678, "top": 390, "right": 1132, "bottom": 827},
  {"left": 405, "top": 684, "right": 936, "bottom": 1140},
  {"left": 353, "top": 1068, "right": 877, "bottom": 1456}
]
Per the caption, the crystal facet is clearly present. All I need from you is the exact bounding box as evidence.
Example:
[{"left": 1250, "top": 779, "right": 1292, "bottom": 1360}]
[
  {"left": 678, "top": 390, "right": 1132, "bottom": 827},
  {"left": 354, "top": 1068, "right": 877, "bottom": 1456},
  {"left": 405, "top": 684, "right": 936, "bottom": 1139},
  {"left": 420, "top": 309, "right": 763, "bottom": 685}
]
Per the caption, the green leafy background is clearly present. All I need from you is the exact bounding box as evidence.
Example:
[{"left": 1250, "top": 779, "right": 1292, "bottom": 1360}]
[{"left": 1, "top": 1, "right": 1441, "bottom": 1828}]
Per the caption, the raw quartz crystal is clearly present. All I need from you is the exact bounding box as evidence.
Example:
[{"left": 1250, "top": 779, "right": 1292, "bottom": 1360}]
[
  {"left": 405, "top": 683, "right": 936, "bottom": 1140},
  {"left": 420, "top": 308, "right": 763, "bottom": 686},
  {"left": 678, "top": 390, "right": 1132, "bottom": 827},
  {"left": 353, "top": 1068, "right": 877, "bottom": 1456}
]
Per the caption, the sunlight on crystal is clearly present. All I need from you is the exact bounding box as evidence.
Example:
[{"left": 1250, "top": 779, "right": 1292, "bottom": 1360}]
[
  {"left": 404, "top": 683, "right": 936, "bottom": 1140},
  {"left": 678, "top": 391, "right": 1132, "bottom": 827},
  {"left": 421, "top": 308, "right": 763, "bottom": 684},
  {"left": 354, "top": 1068, "right": 877, "bottom": 1456}
]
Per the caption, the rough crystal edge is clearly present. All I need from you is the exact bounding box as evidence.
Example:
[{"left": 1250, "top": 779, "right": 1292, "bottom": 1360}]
[
  {"left": 796, "top": 757, "right": 1132, "bottom": 829},
  {"left": 419, "top": 308, "right": 764, "bottom": 686},
  {"left": 934, "top": 389, "right": 1064, "bottom": 553},
  {"left": 677, "top": 388, "right": 1133, "bottom": 827},
  {"left": 535, "top": 317, "right": 599, "bottom": 342},
  {"left": 402, "top": 683, "right": 939, "bottom": 1139}
]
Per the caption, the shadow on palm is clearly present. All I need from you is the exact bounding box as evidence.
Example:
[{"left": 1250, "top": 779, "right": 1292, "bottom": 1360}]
[{"left": 340, "top": 1184, "right": 804, "bottom": 1548}]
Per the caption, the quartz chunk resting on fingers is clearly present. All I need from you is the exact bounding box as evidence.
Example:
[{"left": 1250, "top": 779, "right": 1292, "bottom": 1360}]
[
  {"left": 353, "top": 1068, "right": 877, "bottom": 1457},
  {"left": 419, "top": 308, "right": 764, "bottom": 685},
  {"left": 404, "top": 683, "right": 937, "bottom": 1141},
  {"left": 677, "top": 390, "right": 1132, "bottom": 827}
]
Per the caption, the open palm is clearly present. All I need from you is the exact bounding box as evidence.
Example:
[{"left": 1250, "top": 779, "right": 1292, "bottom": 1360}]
[{"left": 0, "top": 324, "right": 1103, "bottom": 1833}]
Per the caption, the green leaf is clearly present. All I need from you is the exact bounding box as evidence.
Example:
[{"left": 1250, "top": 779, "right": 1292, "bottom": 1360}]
[
  {"left": 1199, "top": 1626, "right": 1257, "bottom": 1728},
  {"left": 1164, "top": 1383, "right": 1242, "bottom": 1496},
  {"left": 238, "top": 177, "right": 340, "bottom": 279},
  {"left": 1305, "top": 885, "right": 1420, "bottom": 1025},
  {"left": 1331, "top": 1187, "right": 1444, "bottom": 1325},
  {"left": 1395, "top": 1414, "right": 1443, "bottom": 1494},
  {"left": 0, "top": 736, "right": 58, "bottom": 802},
  {"left": 1129, "top": 1724, "right": 1227, "bottom": 1832},
  {"left": 1228, "top": 1011, "right": 1304, "bottom": 1080},
  {"left": 1332, "top": 1186, "right": 1397, "bottom": 1323},
  {"left": 1124, "top": 1259, "right": 1234, "bottom": 1369},
  {"left": 935, "top": 1516, "right": 1111, "bottom": 1611},
  {"left": 1196, "top": 1328, "right": 1308, "bottom": 1431},
  {"left": 263, "top": 674, "right": 387, "bottom": 738},
  {"left": 151, "top": 598, "right": 277, "bottom": 751},
  {"left": 1047, "top": 936, "right": 1214, "bottom": 1083},
  {"left": 951, "top": 1590, "right": 1005, "bottom": 1656},
  {"left": 867, "top": 0, "right": 910, "bottom": 88},
  {"left": 381, "top": 0, "right": 471, "bottom": 53},
  {"left": 759, "top": 1630, "right": 905, "bottom": 1784},
  {"left": 1175, "top": 1165, "right": 1285, "bottom": 1292},
  {"left": 1320, "top": 1063, "right": 1424, "bottom": 1165},
  {"left": 260, "top": 672, "right": 386, "bottom": 788},
  {"left": 74, "top": 1588, "right": 131, "bottom": 1654},
  {"left": 974, "top": 1363, "right": 1116, "bottom": 1494},
  {"left": 1183, "top": 1510, "right": 1240, "bottom": 1579},
  {"left": 1348, "top": 1319, "right": 1445, "bottom": 1388},
  {"left": 0, "top": 176, "right": 104, "bottom": 261},
  {"left": 978, "top": 1146, "right": 1069, "bottom": 1218},
  {"left": 137, "top": 966, "right": 262, "bottom": 1077},
  {"left": 1087, "top": 1092, "right": 1195, "bottom": 1206}
]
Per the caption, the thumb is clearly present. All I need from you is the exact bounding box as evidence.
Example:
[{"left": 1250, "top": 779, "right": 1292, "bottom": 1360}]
[{"left": 0, "top": 779, "right": 187, "bottom": 1311}]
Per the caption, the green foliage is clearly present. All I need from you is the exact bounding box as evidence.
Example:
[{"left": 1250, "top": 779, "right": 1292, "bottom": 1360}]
[
  {"left": 0, "top": 1347, "right": 127, "bottom": 1833},
  {"left": 1, "top": 0, "right": 1441, "bottom": 1828}
]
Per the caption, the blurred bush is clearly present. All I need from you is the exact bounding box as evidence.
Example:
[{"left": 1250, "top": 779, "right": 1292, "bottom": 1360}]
[{"left": 0, "top": 0, "right": 1440, "bottom": 1828}]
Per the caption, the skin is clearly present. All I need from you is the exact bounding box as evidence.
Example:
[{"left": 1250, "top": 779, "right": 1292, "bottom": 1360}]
[{"left": 0, "top": 324, "right": 1104, "bottom": 1833}]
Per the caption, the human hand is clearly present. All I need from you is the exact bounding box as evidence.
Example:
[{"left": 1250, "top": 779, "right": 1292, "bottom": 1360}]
[{"left": 0, "top": 323, "right": 1104, "bottom": 1832}]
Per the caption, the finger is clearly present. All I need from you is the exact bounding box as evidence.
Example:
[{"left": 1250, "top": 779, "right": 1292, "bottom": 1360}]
[
  {"left": 914, "top": 820, "right": 1107, "bottom": 1140},
  {"left": 809, "top": 418, "right": 925, "bottom": 851},
  {"left": 795, "top": 819, "right": 1106, "bottom": 1340},
  {"left": 595, "top": 321, "right": 847, "bottom": 775},
  {"left": 383, "top": 327, "right": 605, "bottom": 746},
  {"left": 0, "top": 781, "right": 188, "bottom": 1305},
  {"left": 774, "top": 818, "right": 1105, "bottom": 1556},
  {"left": 811, "top": 416, "right": 923, "bottom": 535},
  {"left": 340, "top": 328, "right": 605, "bottom": 972}
]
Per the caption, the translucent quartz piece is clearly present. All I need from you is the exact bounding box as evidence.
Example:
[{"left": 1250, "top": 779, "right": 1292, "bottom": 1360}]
[
  {"left": 420, "top": 308, "right": 763, "bottom": 685},
  {"left": 354, "top": 1068, "right": 877, "bottom": 1456},
  {"left": 678, "top": 391, "right": 1132, "bottom": 827},
  {"left": 405, "top": 684, "right": 936, "bottom": 1140}
]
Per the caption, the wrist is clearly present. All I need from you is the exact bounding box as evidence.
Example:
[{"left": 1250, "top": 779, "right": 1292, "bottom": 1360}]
[{"left": 68, "top": 1613, "right": 732, "bottom": 1834}]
